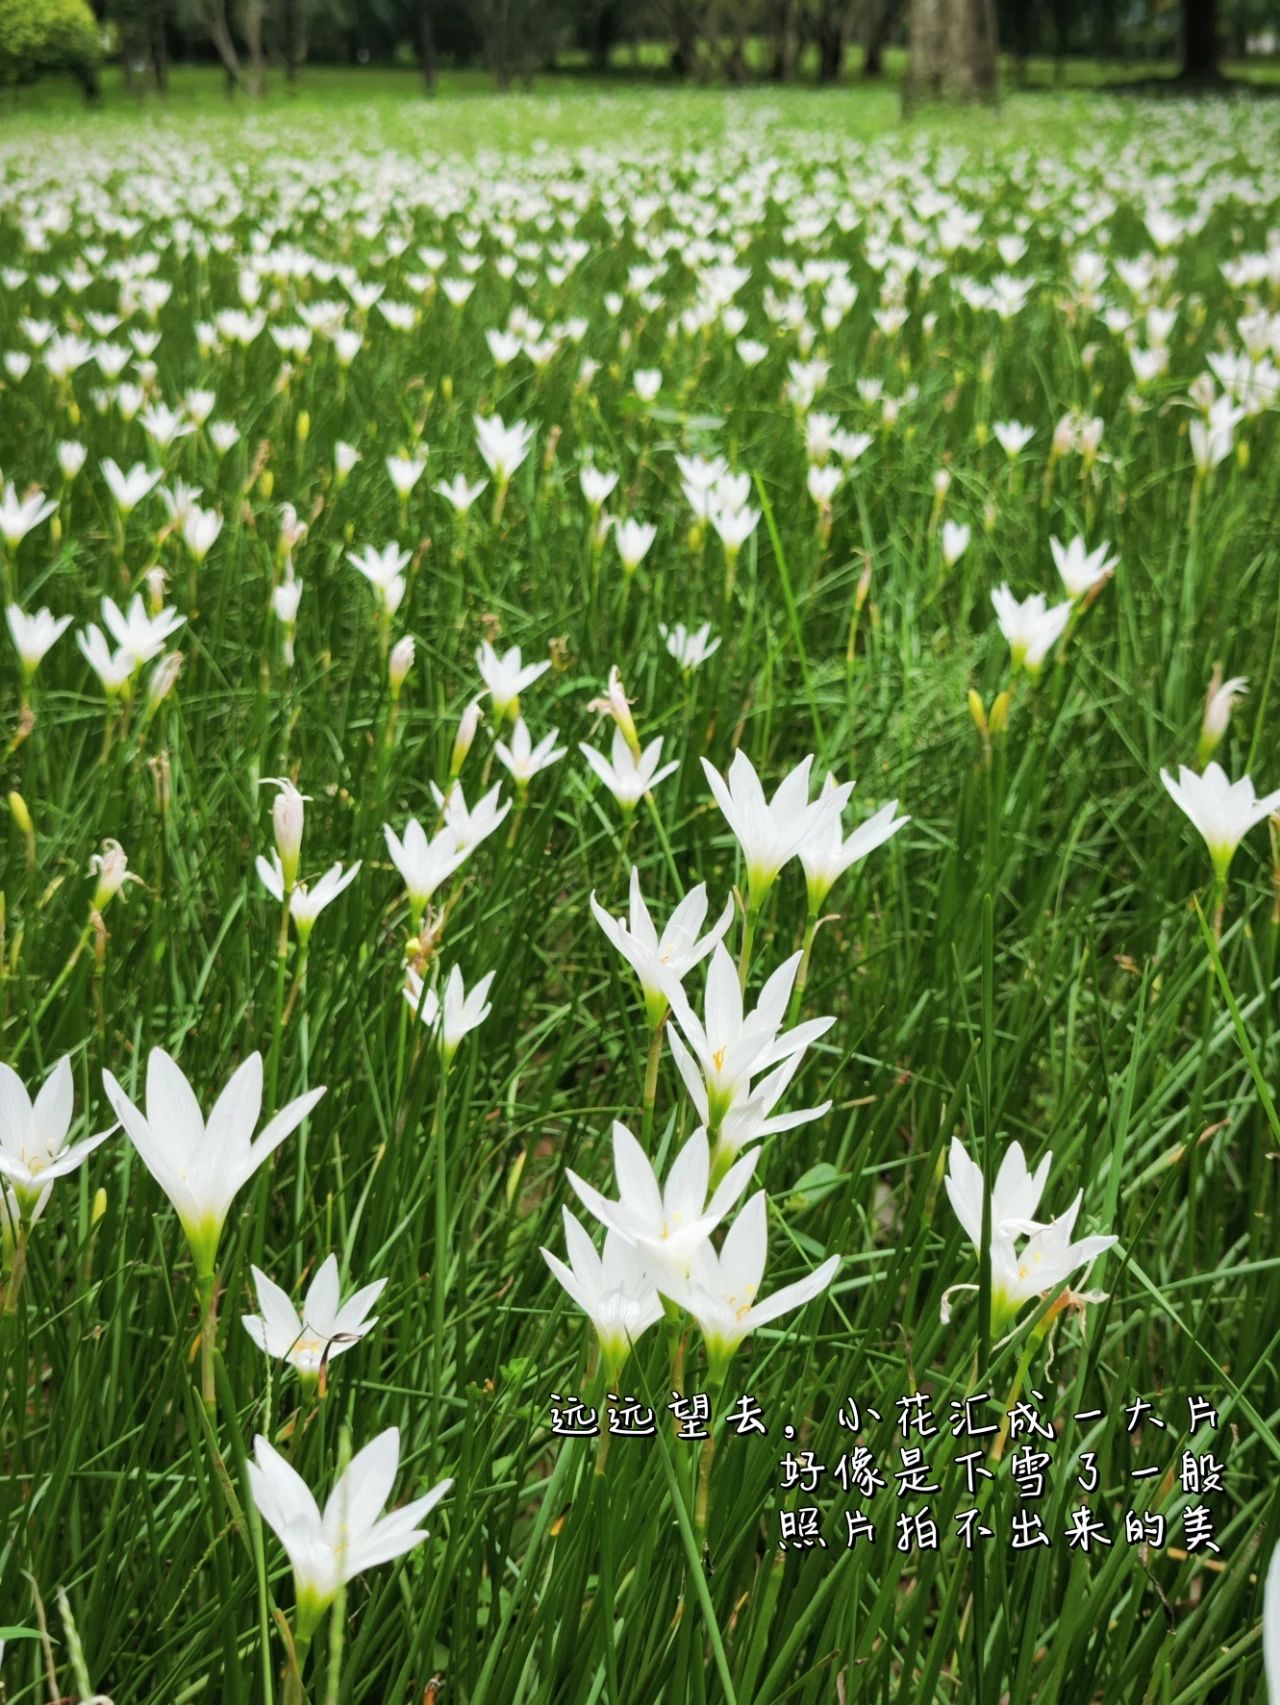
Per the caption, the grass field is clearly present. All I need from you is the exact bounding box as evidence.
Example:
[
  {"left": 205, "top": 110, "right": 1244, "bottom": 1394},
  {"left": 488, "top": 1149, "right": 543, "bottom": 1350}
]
[{"left": 1, "top": 72, "right": 1279, "bottom": 1705}]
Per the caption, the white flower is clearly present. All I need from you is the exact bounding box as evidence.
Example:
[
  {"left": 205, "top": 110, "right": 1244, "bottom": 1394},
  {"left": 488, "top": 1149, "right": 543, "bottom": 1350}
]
[
  {"left": 494, "top": 717, "right": 565, "bottom": 787},
  {"left": 580, "top": 466, "right": 618, "bottom": 509},
  {"left": 347, "top": 543, "right": 411, "bottom": 613},
  {"left": 387, "top": 453, "right": 427, "bottom": 499},
  {"left": 247, "top": 1428, "right": 450, "bottom": 1628},
  {"left": 7, "top": 604, "right": 71, "bottom": 676},
  {"left": 990, "top": 584, "right": 1074, "bottom": 676},
  {"left": 262, "top": 777, "right": 307, "bottom": 886},
  {"left": 435, "top": 473, "right": 488, "bottom": 515},
  {"left": 663, "top": 944, "right": 834, "bottom": 1137},
  {"left": 660, "top": 621, "right": 720, "bottom": 671},
  {"left": 798, "top": 774, "right": 909, "bottom": 911},
  {"left": 182, "top": 505, "right": 223, "bottom": 562},
  {"left": 633, "top": 367, "right": 662, "bottom": 401},
  {"left": 404, "top": 964, "right": 495, "bottom": 1060},
  {"left": 566, "top": 1122, "right": 758, "bottom": 1295},
  {"left": 475, "top": 640, "right": 549, "bottom": 722},
  {"left": 613, "top": 518, "right": 656, "bottom": 574},
  {"left": 0, "top": 1057, "right": 114, "bottom": 1221},
  {"left": 943, "top": 1136, "right": 1116, "bottom": 1330},
  {"left": 100, "top": 458, "right": 161, "bottom": 516},
  {"left": 1160, "top": 761, "right": 1280, "bottom": 879},
  {"left": 0, "top": 482, "right": 56, "bottom": 549},
  {"left": 242, "top": 1253, "right": 386, "bottom": 1377},
  {"left": 88, "top": 838, "right": 139, "bottom": 909},
  {"left": 540, "top": 1208, "right": 664, "bottom": 1372},
  {"left": 257, "top": 853, "right": 360, "bottom": 940},
  {"left": 1200, "top": 672, "right": 1246, "bottom": 763},
  {"left": 100, "top": 593, "right": 186, "bottom": 670},
  {"left": 429, "top": 779, "right": 510, "bottom": 854},
  {"left": 590, "top": 867, "right": 734, "bottom": 1027},
  {"left": 993, "top": 420, "right": 1034, "bottom": 458},
  {"left": 701, "top": 750, "right": 849, "bottom": 908},
  {"left": 474, "top": 413, "right": 533, "bottom": 483},
  {"left": 76, "top": 625, "right": 133, "bottom": 694},
  {"left": 1050, "top": 535, "right": 1117, "bottom": 600},
  {"left": 580, "top": 727, "right": 678, "bottom": 813},
  {"left": 103, "top": 1049, "right": 325, "bottom": 1275},
  {"left": 660, "top": 1190, "right": 839, "bottom": 1368},
  {"left": 941, "top": 520, "right": 970, "bottom": 567},
  {"left": 383, "top": 818, "right": 469, "bottom": 917}
]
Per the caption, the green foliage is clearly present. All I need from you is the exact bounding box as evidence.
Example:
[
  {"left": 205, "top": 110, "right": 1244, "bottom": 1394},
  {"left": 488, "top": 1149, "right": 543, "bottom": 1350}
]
[{"left": 0, "top": 0, "right": 100, "bottom": 88}]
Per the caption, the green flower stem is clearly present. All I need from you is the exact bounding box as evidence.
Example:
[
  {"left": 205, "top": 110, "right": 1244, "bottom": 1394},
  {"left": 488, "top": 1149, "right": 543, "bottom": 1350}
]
[{"left": 640, "top": 1018, "right": 664, "bottom": 1151}]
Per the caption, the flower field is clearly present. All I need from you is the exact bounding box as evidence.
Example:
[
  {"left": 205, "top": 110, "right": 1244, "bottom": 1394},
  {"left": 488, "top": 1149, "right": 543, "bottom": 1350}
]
[{"left": 1, "top": 83, "right": 1279, "bottom": 1705}]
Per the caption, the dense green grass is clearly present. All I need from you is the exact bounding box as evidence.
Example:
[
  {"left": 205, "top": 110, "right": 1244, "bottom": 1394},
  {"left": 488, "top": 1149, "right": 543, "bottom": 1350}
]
[{"left": 1, "top": 79, "right": 1279, "bottom": 1705}]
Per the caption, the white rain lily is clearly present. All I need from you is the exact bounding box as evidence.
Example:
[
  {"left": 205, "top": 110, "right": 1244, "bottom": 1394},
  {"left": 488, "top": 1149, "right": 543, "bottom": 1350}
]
[
  {"left": 181, "top": 505, "right": 223, "bottom": 562},
  {"left": 590, "top": 867, "right": 734, "bottom": 1027},
  {"left": 429, "top": 779, "right": 510, "bottom": 853},
  {"left": 1050, "top": 535, "right": 1117, "bottom": 600},
  {"left": 77, "top": 624, "right": 133, "bottom": 694},
  {"left": 103, "top": 1049, "right": 325, "bottom": 1276},
  {"left": 663, "top": 944, "right": 834, "bottom": 1137},
  {"left": 614, "top": 518, "right": 656, "bottom": 574},
  {"left": 386, "top": 453, "right": 426, "bottom": 499},
  {"left": 242, "top": 1253, "right": 385, "bottom": 1379},
  {"left": 1199, "top": 673, "right": 1247, "bottom": 766},
  {"left": 993, "top": 420, "right": 1034, "bottom": 458},
  {"left": 100, "top": 458, "right": 161, "bottom": 516},
  {"left": 7, "top": 605, "right": 71, "bottom": 677},
  {"left": 940, "top": 520, "right": 970, "bottom": 567},
  {"left": 474, "top": 412, "right": 533, "bottom": 483},
  {"left": 798, "top": 775, "right": 910, "bottom": 911},
  {"left": 347, "top": 543, "right": 411, "bottom": 613},
  {"left": 256, "top": 853, "right": 360, "bottom": 941},
  {"left": 943, "top": 1136, "right": 1116, "bottom": 1331},
  {"left": 540, "top": 1208, "right": 664, "bottom": 1373},
  {"left": 495, "top": 718, "right": 565, "bottom": 788},
  {"left": 713, "top": 1049, "right": 831, "bottom": 1167},
  {"left": 383, "top": 818, "right": 469, "bottom": 919},
  {"left": 660, "top": 1190, "right": 839, "bottom": 1370},
  {"left": 701, "top": 750, "right": 849, "bottom": 910},
  {"left": 0, "top": 482, "right": 56, "bottom": 549},
  {"left": 403, "top": 964, "right": 495, "bottom": 1061},
  {"left": 262, "top": 776, "right": 307, "bottom": 886},
  {"left": 990, "top": 584, "right": 1074, "bottom": 676},
  {"left": 475, "top": 640, "right": 549, "bottom": 722},
  {"left": 247, "top": 1428, "right": 451, "bottom": 1632},
  {"left": 580, "top": 466, "right": 618, "bottom": 509},
  {"left": 0, "top": 1057, "right": 114, "bottom": 1223},
  {"left": 566, "top": 1122, "right": 758, "bottom": 1294},
  {"left": 100, "top": 593, "right": 186, "bottom": 670},
  {"left": 661, "top": 621, "right": 721, "bottom": 672},
  {"left": 435, "top": 473, "right": 488, "bottom": 515},
  {"left": 580, "top": 727, "right": 678, "bottom": 813},
  {"left": 1160, "top": 761, "right": 1280, "bottom": 880}
]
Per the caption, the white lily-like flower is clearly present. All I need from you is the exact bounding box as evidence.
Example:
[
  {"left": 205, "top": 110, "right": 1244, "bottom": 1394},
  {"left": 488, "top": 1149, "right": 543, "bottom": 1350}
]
[
  {"left": 943, "top": 1136, "right": 1116, "bottom": 1331},
  {"left": 495, "top": 718, "right": 565, "bottom": 788},
  {"left": 242, "top": 1253, "right": 386, "bottom": 1379},
  {"left": 386, "top": 452, "right": 426, "bottom": 499},
  {"left": 580, "top": 727, "right": 678, "bottom": 814},
  {"left": 993, "top": 420, "right": 1034, "bottom": 458},
  {"left": 100, "top": 458, "right": 161, "bottom": 516},
  {"left": 614, "top": 518, "right": 656, "bottom": 574},
  {"left": 435, "top": 473, "right": 488, "bottom": 515},
  {"left": 0, "top": 483, "right": 56, "bottom": 549},
  {"left": 262, "top": 776, "right": 307, "bottom": 887},
  {"left": 7, "top": 604, "right": 71, "bottom": 677},
  {"left": 663, "top": 944, "right": 834, "bottom": 1138},
  {"left": 429, "top": 779, "right": 510, "bottom": 853},
  {"left": 474, "top": 412, "right": 533, "bottom": 483},
  {"left": 347, "top": 543, "right": 411, "bottom": 614},
  {"left": 701, "top": 750, "right": 849, "bottom": 909},
  {"left": 566, "top": 1122, "right": 758, "bottom": 1294},
  {"left": 383, "top": 818, "right": 469, "bottom": 919},
  {"left": 580, "top": 466, "right": 618, "bottom": 509},
  {"left": 798, "top": 774, "right": 909, "bottom": 911},
  {"left": 77, "top": 624, "right": 134, "bottom": 694},
  {"left": 660, "top": 620, "right": 720, "bottom": 672},
  {"left": 1160, "top": 761, "right": 1280, "bottom": 880},
  {"left": 403, "top": 964, "right": 495, "bottom": 1061},
  {"left": 0, "top": 1057, "right": 114, "bottom": 1223},
  {"left": 941, "top": 519, "right": 970, "bottom": 567},
  {"left": 475, "top": 640, "right": 549, "bottom": 722},
  {"left": 591, "top": 867, "right": 734, "bottom": 1027},
  {"left": 103, "top": 1049, "right": 325, "bottom": 1276},
  {"left": 247, "top": 1428, "right": 451, "bottom": 1632},
  {"left": 1050, "top": 535, "right": 1117, "bottom": 601},
  {"left": 256, "top": 853, "right": 360, "bottom": 941},
  {"left": 1199, "top": 672, "right": 1247, "bottom": 767},
  {"left": 100, "top": 593, "right": 186, "bottom": 670},
  {"left": 990, "top": 584, "right": 1074, "bottom": 676},
  {"left": 713, "top": 1049, "right": 831, "bottom": 1166},
  {"left": 540, "top": 1207, "right": 664, "bottom": 1373},
  {"left": 659, "top": 1190, "right": 840, "bottom": 1369}
]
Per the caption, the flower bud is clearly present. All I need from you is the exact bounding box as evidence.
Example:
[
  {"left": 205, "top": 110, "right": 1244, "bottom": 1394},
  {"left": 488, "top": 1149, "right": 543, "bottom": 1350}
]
[
  {"left": 296, "top": 409, "right": 311, "bottom": 445},
  {"left": 450, "top": 698, "right": 483, "bottom": 779},
  {"left": 264, "top": 779, "right": 306, "bottom": 887},
  {"left": 989, "top": 690, "right": 1012, "bottom": 736},
  {"left": 89, "top": 838, "right": 132, "bottom": 911},
  {"left": 967, "top": 690, "right": 988, "bottom": 738},
  {"left": 1198, "top": 669, "right": 1247, "bottom": 768},
  {"left": 147, "top": 651, "right": 182, "bottom": 713},
  {"left": 587, "top": 665, "right": 640, "bottom": 758},
  {"left": 389, "top": 634, "right": 415, "bottom": 695}
]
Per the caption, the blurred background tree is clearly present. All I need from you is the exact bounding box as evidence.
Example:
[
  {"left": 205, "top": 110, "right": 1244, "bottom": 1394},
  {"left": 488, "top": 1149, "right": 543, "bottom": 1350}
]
[{"left": 50, "top": 0, "right": 1280, "bottom": 96}]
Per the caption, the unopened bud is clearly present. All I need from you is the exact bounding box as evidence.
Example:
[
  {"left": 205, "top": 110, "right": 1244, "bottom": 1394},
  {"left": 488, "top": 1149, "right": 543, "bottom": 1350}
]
[
  {"left": 295, "top": 409, "right": 311, "bottom": 445},
  {"left": 92, "top": 1186, "right": 108, "bottom": 1227},
  {"left": 89, "top": 838, "right": 132, "bottom": 911},
  {"left": 450, "top": 698, "right": 483, "bottom": 779},
  {"left": 264, "top": 778, "right": 306, "bottom": 887},
  {"left": 989, "top": 691, "right": 1012, "bottom": 736},
  {"left": 967, "top": 689, "right": 988, "bottom": 738},
  {"left": 389, "top": 634, "right": 415, "bottom": 694}
]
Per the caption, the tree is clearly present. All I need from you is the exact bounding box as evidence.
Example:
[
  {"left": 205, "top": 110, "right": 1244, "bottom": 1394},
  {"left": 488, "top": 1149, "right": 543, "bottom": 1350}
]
[
  {"left": 905, "top": 0, "right": 997, "bottom": 102},
  {"left": 863, "top": 0, "right": 904, "bottom": 76},
  {"left": 0, "top": 0, "right": 101, "bottom": 92},
  {"left": 1181, "top": 0, "right": 1220, "bottom": 77}
]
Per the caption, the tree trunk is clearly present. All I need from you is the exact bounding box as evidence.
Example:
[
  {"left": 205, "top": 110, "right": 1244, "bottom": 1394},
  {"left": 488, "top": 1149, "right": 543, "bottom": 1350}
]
[
  {"left": 815, "top": 7, "right": 848, "bottom": 82},
  {"left": 419, "top": 0, "right": 437, "bottom": 92},
  {"left": 864, "top": 0, "right": 903, "bottom": 76},
  {"left": 1181, "top": 0, "right": 1220, "bottom": 78},
  {"left": 241, "top": 0, "right": 265, "bottom": 94},
  {"left": 150, "top": 0, "right": 169, "bottom": 93},
  {"left": 769, "top": 0, "right": 798, "bottom": 80},
  {"left": 202, "top": 0, "right": 245, "bottom": 89},
  {"left": 906, "top": 0, "right": 997, "bottom": 103}
]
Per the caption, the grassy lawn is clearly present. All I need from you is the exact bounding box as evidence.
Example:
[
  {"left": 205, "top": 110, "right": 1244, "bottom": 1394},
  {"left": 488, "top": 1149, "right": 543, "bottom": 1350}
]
[{"left": 0, "top": 67, "right": 1278, "bottom": 1705}]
